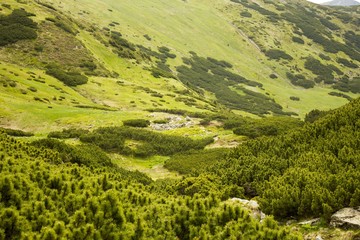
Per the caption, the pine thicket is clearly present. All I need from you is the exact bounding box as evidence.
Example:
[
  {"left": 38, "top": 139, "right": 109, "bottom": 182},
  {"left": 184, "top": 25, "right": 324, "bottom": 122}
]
[
  {"left": 211, "top": 98, "right": 360, "bottom": 219},
  {"left": 0, "top": 132, "right": 301, "bottom": 239}
]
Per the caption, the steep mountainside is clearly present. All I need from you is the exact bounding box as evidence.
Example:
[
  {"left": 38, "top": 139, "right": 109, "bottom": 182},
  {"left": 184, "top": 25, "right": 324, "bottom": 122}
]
[
  {"left": 323, "top": 0, "right": 360, "bottom": 6},
  {"left": 0, "top": 0, "right": 359, "bottom": 134},
  {"left": 1, "top": 0, "right": 360, "bottom": 238}
]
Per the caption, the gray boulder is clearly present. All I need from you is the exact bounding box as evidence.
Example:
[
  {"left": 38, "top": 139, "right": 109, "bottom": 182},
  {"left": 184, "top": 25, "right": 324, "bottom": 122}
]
[{"left": 330, "top": 207, "right": 360, "bottom": 229}]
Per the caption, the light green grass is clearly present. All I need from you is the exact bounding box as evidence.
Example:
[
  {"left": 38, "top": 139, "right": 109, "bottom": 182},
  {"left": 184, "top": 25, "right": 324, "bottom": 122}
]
[
  {"left": 50, "top": 0, "right": 359, "bottom": 117},
  {"left": 110, "top": 154, "right": 180, "bottom": 180}
]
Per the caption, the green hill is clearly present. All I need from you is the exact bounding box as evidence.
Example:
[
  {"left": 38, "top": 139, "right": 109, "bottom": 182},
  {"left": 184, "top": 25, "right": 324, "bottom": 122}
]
[
  {"left": 1, "top": 0, "right": 360, "bottom": 238},
  {"left": 0, "top": 0, "right": 359, "bottom": 134},
  {"left": 201, "top": 97, "right": 360, "bottom": 220}
]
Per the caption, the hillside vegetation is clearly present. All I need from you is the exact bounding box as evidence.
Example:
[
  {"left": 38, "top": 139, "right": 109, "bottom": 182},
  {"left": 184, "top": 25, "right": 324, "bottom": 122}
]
[
  {"left": 0, "top": 0, "right": 360, "bottom": 238},
  {"left": 195, "top": 98, "right": 360, "bottom": 221},
  {"left": 0, "top": 131, "right": 304, "bottom": 239},
  {"left": 0, "top": 0, "right": 359, "bottom": 133}
]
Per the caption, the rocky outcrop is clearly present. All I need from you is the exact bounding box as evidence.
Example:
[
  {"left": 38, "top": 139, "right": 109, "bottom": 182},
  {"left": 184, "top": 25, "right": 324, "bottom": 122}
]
[
  {"left": 230, "top": 198, "right": 266, "bottom": 221},
  {"left": 330, "top": 207, "right": 360, "bottom": 229}
]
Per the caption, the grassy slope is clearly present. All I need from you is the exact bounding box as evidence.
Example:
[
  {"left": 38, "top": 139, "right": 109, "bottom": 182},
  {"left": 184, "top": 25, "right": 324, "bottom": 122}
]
[
  {"left": 46, "top": 0, "right": 359, "bottom": 117},
  {"left": 0, "top": 0, "right": 359, "bottom": 178}
]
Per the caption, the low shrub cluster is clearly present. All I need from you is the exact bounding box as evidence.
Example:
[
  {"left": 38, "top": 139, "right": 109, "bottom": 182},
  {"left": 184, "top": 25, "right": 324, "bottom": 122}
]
[
  {"left": 227, "top": 116, "right": 303, "bottom": 139},
  {"left": 265, "top": 49, "right": 293, "bottom": 60},
  {"left": 165, "top": 149, "right": 228, "bottom": 175},
  {"left": 328, "top": 91, "right": 352, "bottom": 101},
  {"left": 176, "top": 54, "right": 291, "bottom": 116},
  {"left": 209, "top": 98, "right": 360, "bottom": 219},
  {"left": 286, "top": 72, "right": 315, "bottom": 89},
  {"left": 0, "top": 130, "right": 301, "bottom": 239},
  {"left": 46, "top": 64, "right": 88, "bottom": 86},
  {"left": 0, "top": 127, "right": 34, "bottom": 137},
  {"left": 49, "top": 126, "right": 213, "bottom": 158},
  {"left": 0, "top": 9, "right": 37, "bottom": 46},
  {"left": 281, "top": 6, "right": 360, "bottom": 61},
  {"left": 333, "top": 77, "right": 360, "bottom": 93},
  {"left": 123, "top": 119, "right": 150, "bottom": 128}
]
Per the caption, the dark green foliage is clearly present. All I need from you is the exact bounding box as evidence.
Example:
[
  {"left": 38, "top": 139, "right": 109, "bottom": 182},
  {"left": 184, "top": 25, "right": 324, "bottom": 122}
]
[
  {"left": 281, "top": 6, "right": 360, "bottom": 61},
  {"left": 344, "top": 31, "right": 360, "bottom": 50},
  {"left": 1, "top": 4, "right": 11, "bottom": 9},
  {"left": 319, "top": 53, "right": 331, "bottom": 61},
  {"left": 165, "top": 149, "right": 228, "bottom": 175},
  {"left": 240, "top": 11, "right": 252, "bottom": 18},
  {"left": 239, "top": 1, "right": 279, "bottom": 19},
  {"left": 123, "top": 119, "right": 150, "bottom": 128},
  {"left": 150, "top": 66, "right": 175, "bottom": 79},
  {"left": 337, "top": 58, "right": 358, "bottom": 68},
  {"left": 48, "top": 128, "right": 89, "bottom": 139},
  {"left": 27, "top": 86, "right": 37, "bottom": 92},
  {"left": 0, "top": 132, "right": 301, "bottom": 238},
  {"left": 304, "top": 109, "right": 328, "bottom": 123},
  {"left": 265, "top": 49, "right": 293, "bottom": 60},
  {"left": 231, "top": 116, "right": 304, "bottom": 138},
  {"left": 31, "top": 138, "right": 113, "bottom": 168},
  {"left": 45, "top": 64, "right": 88, "bottom": 86},
  {"left": 79, "top": 61, "right": 97, "bottom": 71},
  {"left": 304, "top": 57, "right": 336, "bottom": 84},
  {"left": 290, "top": 96, "right": 300, "bottom": 101},
  {"left": 176, "top": 55, "right": 291, "bottom": 116},
  {"left": 328, "top": 91, "right": 352, "bottom": 101},
  {"left": 292, "top": 36, "right": 304, "bottom": 44},
  {"left": 286, "top": 72, "right": 315, "bottom": 89},
  {"left": 54, "top": 19, "right": 75, "bottom": 34},
  {"left": 269, "top": 73, "right": 278, "bottom": 79},
  {"left": 0, "top": 127, "right": 34, "bottom": 137},
  {"left": 333, "top": 77, "right": 360, "bottom": 94},
  {"left": 143, "top": 34, "right": 151, "bottom": 41},
  {"left": 79, "top": 126, "right": 213, "bottom": 157},
  {"left": 109, "top": 32, "right": 139, "bottom": 60},
  {"left": 110, "top": 32, "right": 135, "bottom": 51},
  {"left": 0, "top": 9, "right": 37, "bottom": 46},
  {"left": 319, "top": 17, "right": 340, "bottom": 31},
  {"left": 210, "top": 98, "right": 360, "bottom": 219}
]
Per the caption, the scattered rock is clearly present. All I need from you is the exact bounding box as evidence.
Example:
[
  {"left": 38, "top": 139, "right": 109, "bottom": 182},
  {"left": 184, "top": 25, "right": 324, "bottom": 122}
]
[
  {"left": 286, "top": 219, "right": 297, "bottom": 226},
  {"left": 151, "top": 115, "right": 194, "bottom": 130},
  {"left": 315, "top": 235, "right": 323, "bottom": 240},
  {"left": 231, "top": 198, "right": 266, "bottom": 221},
  {"left": 330, "top": 207, "right": 360, "bottom": 229},
  {"left": 298, "top": 218, "right": 321, "bottom": 226}
]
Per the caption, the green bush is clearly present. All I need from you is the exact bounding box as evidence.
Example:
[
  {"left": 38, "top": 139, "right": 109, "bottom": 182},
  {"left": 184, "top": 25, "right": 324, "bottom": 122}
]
[
  {"left": 165, "top": 149, "right": 228, "bottom": 175},
  {"left": 333, "top": 77, "right": 360, "bottom": 93},
  {"left": 0, "top": 9, "right": 37, "bottom": 46},
  {"left": 286, "top": 72, "right": 315, "bottom": 89},
  {"left": 46, "top": 64, "right": 88, "bottom": 86},
  {"left": 210, "top": 98, "right": 360, "bottom": 219},
  {"left": 290, "top": 96, "right": 300, "bottom": 101},
  {"left": 0, "top": 130, "right": 301, "bottom": 239},
  {"left": 225, "top": 116, "right": 303, "bottom": 138},
  {"left": 337, "top": 58, "right": 358, "bottom": 68},
  {"left": 31, "top": 138, "right": 113, "bottom": 167},
  {"left": 123, "top": 119, "right": 150, "bottom": 128},
  {"left": 328, "top": 91, "right": 352, "bottom": 101},
  {"left": 265, "top": 49, "right": 293, "bottom": 60},
  {"left": 304, "top": 109, "right": 328, "bottom": 123},
  {"left": 48, "top": 128, "right": 89, "bottom": 139},
  {"left": 0, "top": 127, "right": 34, "bottom": 137},
  {"left": 240, "top": 11, "right": 252, "bottom": 18},
  {"left": 292, "top": 36, "right": 304, "bottom": 44},
  {"left": 79, "top": 126, "right": 213, "bottom": 157},
  {"left": 176, "top": 55, "right": 290, "bottom": 116}
]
